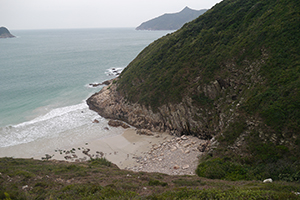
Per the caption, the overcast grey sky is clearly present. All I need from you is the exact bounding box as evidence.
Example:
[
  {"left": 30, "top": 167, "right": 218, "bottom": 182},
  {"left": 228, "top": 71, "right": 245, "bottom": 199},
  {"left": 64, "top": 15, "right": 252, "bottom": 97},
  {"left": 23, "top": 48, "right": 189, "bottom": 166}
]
[{"left": 1, "top": 0, "right": 222, "bottom": 30}]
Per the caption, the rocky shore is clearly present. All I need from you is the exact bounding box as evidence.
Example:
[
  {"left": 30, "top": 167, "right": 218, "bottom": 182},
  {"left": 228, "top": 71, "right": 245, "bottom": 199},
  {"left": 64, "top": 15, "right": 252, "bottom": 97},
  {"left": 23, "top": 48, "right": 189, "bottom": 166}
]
[
  {"left": 85, "top": 79, "right": 213, "bottom": 175},
  {"left": 86, "top": 78, "right": 213, "bottom": 139},
  {"left": 47, "top": 128, "right": 209, "bottom": 175},
  {"left": 126, "top": 133, "right": 210, "bottom": 175}
]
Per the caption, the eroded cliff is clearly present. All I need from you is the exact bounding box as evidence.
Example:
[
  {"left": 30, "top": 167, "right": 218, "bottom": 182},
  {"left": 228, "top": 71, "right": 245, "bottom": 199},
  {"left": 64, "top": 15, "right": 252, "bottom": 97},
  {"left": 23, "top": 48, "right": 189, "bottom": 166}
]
[{"left": 87, "top": 48, "right": 267, "bottom": 141}]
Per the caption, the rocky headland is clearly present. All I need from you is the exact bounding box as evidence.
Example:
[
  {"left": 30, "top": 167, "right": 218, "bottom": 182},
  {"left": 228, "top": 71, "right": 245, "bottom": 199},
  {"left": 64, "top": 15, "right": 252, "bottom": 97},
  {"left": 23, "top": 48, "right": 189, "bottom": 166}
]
[
  {"left": 87, "top": 0, "right": 300, "bottom": 181},
  {"left": 0, "top": 27, "right": 15, "bottom": 38}
]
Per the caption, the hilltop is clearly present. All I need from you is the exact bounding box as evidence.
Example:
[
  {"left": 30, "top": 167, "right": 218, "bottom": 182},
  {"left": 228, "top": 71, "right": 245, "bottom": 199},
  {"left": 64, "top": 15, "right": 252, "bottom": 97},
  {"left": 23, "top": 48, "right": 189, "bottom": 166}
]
[
  {"left": 136, "top": 6, "right": 207, "bottom": 30},
  {"left": 0, "top": 27, "right": 15, "bottom": 38},
  {"left": 88, "top": 0, "right": 300, "bottom": 181}
]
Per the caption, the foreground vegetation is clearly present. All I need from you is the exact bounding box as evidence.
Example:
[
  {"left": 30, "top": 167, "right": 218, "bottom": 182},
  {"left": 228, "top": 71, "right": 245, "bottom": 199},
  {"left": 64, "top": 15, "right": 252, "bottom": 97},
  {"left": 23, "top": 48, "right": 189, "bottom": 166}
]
[{"left": 1, "top": 157, "right": 300, "bottom": 199}]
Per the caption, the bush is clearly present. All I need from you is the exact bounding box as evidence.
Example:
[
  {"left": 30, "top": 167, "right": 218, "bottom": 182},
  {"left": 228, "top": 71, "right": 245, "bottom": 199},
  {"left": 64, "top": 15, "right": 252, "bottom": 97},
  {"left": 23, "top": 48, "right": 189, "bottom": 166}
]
[
  {"left": 148, "top": 179, "right": 168, "bottom": 187},
  {"left": 196, "top": 158, "right": 250, "bottom": 180},
  {"left": 89, "top": 157, "right": 112, "bottom": 167}
]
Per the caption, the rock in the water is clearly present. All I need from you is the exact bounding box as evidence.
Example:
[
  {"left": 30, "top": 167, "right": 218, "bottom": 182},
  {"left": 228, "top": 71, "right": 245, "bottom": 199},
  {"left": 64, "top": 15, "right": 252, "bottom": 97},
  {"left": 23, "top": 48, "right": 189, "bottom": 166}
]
[
  {"left": 89, "top": 80, "right": 113, "bottom": 87},
  {"left": 0, "top": 27, "right": 15, "bottom": 38},
  {"left": 102, "top": 80, "right": 111, "bottom": 85}
]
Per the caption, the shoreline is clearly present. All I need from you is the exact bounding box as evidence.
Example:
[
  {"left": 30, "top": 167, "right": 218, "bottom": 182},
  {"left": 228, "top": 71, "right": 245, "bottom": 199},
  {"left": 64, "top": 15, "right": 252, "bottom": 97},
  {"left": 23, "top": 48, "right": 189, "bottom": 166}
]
[
  {"left": 48, "top": 128, "right": 173, "bottom": 169},
  {"left": 0, "top": 127, "right": 207, "bottom": 175},
  {"left": 46, "top": 128, "right": 208, "bottom": 175}
]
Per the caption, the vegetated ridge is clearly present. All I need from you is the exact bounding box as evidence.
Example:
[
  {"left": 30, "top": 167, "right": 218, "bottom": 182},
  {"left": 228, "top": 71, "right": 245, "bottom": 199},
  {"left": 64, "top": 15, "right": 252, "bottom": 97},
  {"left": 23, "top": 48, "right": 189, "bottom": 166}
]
[
  {"left": 136, "top": 6, "right": 207, "bottom": 30},
  {"left": 0, "top": 27, "right": 15, "bottom": 38},
  {"left": 1, "top": 157, "right": 300, "bottom": 199},
  {"left": 87, "top": 0, "right": 300, "bottom": 182}
]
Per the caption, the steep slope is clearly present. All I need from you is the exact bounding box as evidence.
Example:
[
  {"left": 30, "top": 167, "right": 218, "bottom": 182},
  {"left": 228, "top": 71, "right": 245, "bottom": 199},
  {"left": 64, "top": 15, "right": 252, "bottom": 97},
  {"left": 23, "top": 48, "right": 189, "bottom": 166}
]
[
  {"left": 0, "top": 27, "right": 15, "bottom": 38},
  {"left": 136, "top": 7, "right": 207, "bottom": 30},
  {"left": 88, "top": 0, "right": 300, "bottom": 181}
]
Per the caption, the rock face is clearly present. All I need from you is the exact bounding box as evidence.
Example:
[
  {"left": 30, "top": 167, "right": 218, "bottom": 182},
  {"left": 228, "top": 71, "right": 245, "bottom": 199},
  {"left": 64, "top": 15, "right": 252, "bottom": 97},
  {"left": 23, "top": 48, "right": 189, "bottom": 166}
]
[
  {"left": 108, "top": 119, "right": 130, "bottom": 129},
  {"left": 0, "top": 27, "right": 15, "bottom": 38},
  {"left": 87, "top": 51, "right": 266, "bottom": 140}
]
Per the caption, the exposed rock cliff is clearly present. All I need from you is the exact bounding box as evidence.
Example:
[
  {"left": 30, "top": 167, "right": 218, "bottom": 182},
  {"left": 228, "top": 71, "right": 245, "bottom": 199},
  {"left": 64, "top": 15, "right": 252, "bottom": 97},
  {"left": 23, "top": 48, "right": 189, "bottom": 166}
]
[{"left": 87, "top": 49, "right": 266, "bottom": 141}]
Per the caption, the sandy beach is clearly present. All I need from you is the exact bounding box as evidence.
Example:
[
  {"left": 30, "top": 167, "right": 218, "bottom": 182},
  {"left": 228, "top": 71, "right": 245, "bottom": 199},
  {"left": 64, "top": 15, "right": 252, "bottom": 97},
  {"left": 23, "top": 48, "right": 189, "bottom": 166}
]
[
  {"left": 0, "top": 126, "right": 207, "bottom": 175},
  {"left": 50, "top": 128, "right": 172, "bottom": 168},
  {"left": 48, "top": 128, "right": 208, "bottom": 175}
]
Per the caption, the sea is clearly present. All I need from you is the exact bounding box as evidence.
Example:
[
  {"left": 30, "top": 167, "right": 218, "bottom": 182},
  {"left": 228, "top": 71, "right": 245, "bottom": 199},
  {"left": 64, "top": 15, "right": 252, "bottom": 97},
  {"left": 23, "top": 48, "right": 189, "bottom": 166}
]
[{"left": 0, "top": 28, "right": 170, "bottom": 158}]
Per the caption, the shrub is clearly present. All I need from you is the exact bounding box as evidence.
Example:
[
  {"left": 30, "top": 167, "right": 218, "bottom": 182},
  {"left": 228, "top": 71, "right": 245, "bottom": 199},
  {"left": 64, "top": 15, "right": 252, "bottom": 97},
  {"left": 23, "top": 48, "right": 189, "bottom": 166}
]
[
  {"left": 148, "top": 179, "right": 168, "bottom": 187},
  {"left": 89, "top": 157, "right": 112, "bottom": 167}
]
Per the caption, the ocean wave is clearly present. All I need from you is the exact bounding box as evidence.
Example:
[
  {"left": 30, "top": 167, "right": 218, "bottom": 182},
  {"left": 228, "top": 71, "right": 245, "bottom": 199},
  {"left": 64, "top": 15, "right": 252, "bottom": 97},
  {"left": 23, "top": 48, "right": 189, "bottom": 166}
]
[
  {"left": 14, "top": 103, "right": 88, "bottom": 128},
  {"left": 0, "top": 102, "right": 102, "bottom": 147},
  {"left": 105, "top": 67, "right": 123, "bottom": 76}
]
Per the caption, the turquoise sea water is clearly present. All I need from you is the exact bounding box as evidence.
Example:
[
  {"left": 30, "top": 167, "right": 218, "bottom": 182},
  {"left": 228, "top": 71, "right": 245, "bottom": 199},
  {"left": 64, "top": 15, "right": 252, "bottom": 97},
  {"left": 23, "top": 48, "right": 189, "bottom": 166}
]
[{"left": 0, "top": 28, "right": 170, "bottom": 154}]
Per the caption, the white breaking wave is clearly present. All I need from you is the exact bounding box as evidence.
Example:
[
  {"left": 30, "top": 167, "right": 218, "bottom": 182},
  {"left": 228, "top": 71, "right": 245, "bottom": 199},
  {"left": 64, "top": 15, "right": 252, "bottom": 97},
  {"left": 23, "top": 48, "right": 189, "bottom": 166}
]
[
  {"left": 105, "top": 67, "right": 124, "bottom": 76},
  {"left": 0, "top": 103, "right": 101, "bottom": 147},
  {"left": 14, "top": 103, "right": 89, "bottom": 128}
]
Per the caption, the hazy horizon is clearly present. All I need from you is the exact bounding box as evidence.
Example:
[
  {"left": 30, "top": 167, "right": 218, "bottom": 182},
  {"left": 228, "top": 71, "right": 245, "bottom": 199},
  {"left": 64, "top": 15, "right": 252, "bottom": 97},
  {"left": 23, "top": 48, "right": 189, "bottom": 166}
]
[{"left": 1, "top": 0, "right": 222, "bottom": 30}]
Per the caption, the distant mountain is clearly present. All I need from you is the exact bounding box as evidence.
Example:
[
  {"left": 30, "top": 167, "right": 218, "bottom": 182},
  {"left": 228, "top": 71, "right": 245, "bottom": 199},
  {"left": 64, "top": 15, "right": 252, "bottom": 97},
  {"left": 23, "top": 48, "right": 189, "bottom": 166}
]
[
  {"left": 136, "top": 6, "right": 207, "bottom": 30},
  {"left": 0, "top": 27, "right": 15, "bottom": 38}
]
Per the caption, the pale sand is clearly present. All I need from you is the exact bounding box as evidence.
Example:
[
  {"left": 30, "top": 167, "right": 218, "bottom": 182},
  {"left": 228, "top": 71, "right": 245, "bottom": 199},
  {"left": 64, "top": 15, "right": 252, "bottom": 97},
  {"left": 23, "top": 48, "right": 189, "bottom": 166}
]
[{"left": 49, "top": 128, "right": 174, "bottom": 169}]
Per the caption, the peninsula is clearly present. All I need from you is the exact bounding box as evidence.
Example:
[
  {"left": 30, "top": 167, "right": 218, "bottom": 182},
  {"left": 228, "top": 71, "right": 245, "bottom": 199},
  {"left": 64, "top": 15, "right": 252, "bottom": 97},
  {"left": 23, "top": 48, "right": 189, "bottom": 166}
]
[
  {"left": 88, "top": 0, "right": 300, "bottom": 182},
  {"left": 136, "top": 6, "right": 207, "bottom": 30},
  {"left": 0, "top": 27, "right": 15, "bottom": 38}
]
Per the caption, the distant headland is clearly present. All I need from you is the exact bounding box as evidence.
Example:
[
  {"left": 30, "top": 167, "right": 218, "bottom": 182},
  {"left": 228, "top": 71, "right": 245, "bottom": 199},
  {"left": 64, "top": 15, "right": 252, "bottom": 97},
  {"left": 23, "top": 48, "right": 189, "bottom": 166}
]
[
  {"left": 136, "top": 6, "right": 207, "bottom": 30},
  {"left": 0, "top": 27, "right": 15, "bottom": 38}
]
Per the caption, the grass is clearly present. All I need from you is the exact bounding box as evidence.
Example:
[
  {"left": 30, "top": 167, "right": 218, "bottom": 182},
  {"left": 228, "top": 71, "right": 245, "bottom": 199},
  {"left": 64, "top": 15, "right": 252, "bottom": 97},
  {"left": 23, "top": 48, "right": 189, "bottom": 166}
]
[{"left": 0, "top": 157, "right": 300, "bottom": 199}]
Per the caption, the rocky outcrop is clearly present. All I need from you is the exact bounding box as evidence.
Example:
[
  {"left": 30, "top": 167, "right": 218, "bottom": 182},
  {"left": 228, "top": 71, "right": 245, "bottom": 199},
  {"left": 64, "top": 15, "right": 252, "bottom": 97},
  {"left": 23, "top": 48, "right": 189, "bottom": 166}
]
[
  {"left": 87, "top": 51, "right": 266, "bottom": 140},
  {"left": 87, "top": 79, "right": 220, "bottom": 139},
  {"left": 89, "top": 80, "right": 112, "bottom": 87},
  {"left": 108, "top": 119, "right": 130, "bottom": 129},
  {"left": 0, "top": 27, "right": 15, "bottom": 38}
]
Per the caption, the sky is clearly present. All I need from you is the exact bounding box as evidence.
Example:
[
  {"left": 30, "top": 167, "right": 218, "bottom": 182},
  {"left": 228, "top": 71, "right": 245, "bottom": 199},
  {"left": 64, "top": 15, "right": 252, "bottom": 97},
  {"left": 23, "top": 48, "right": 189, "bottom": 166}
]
[{"left": 0, "top": 0, "right": 223, "bottom": 30}]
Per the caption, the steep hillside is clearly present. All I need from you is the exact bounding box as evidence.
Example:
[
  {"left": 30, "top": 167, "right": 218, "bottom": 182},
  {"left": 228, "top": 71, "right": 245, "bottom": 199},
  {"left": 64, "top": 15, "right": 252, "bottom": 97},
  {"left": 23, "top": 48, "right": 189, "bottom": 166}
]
[
  {"left": 88, "top": 0, "right": 300, "bottom": 181},
  {"left": 136, "top": 7, "right": 207, "bottom": 30}
]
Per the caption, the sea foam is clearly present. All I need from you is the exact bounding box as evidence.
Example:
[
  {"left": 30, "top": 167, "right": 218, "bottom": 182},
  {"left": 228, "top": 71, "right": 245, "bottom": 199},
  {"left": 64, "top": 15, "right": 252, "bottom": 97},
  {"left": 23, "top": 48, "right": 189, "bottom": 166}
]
[{"left": 0, "top": 102, "right": 118, "bottom": 148}]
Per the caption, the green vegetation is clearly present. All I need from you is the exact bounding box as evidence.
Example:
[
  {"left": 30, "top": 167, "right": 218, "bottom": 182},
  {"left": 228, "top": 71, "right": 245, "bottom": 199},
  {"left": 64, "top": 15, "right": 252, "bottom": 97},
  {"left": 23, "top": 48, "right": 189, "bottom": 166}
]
[
  {"left": 2, "top": 0, "right": 300, "bottom": 198},
  {"left": 148, "top": 179, "right": 168, "bottom": 187},
  {"left": 117, "top": 0, "right": 300, "bottom": 181},
  {"left": 1, "top": 157, "right": 300, "bottom": 199}
]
